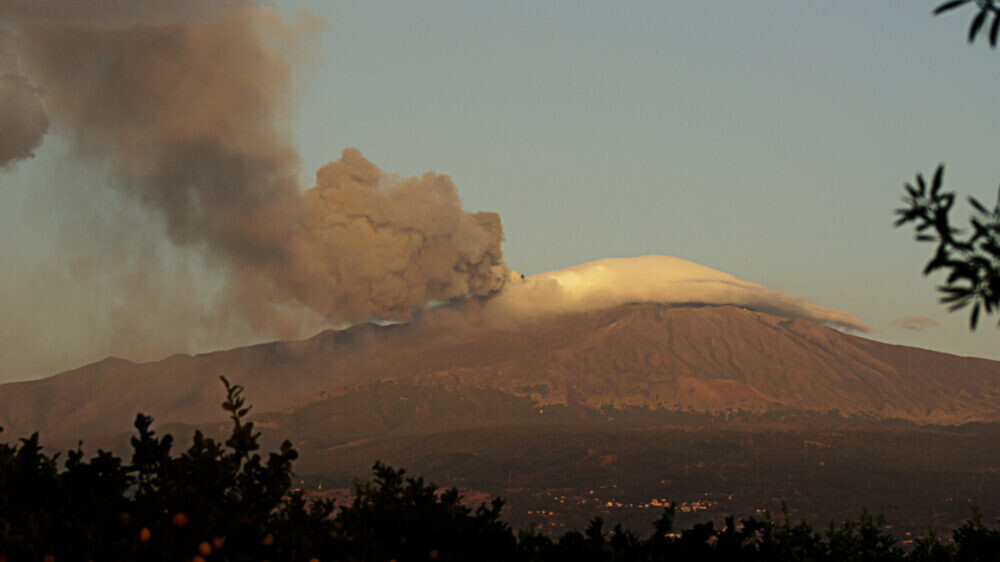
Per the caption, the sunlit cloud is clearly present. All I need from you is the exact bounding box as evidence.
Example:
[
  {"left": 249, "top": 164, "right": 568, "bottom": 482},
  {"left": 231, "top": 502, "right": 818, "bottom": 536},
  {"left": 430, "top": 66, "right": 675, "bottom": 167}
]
[
  {"left": 483, "top": 255, "right": 872, "bottom": 332},
  {"left": 889, "top": 315, "right": 941, "bottom": 332}
]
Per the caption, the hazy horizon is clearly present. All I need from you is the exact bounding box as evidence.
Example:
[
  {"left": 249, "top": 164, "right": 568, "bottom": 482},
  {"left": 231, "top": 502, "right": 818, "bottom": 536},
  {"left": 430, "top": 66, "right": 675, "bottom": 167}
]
[{"left": 2, "top": 1, "right": 999, "bottom": 383}]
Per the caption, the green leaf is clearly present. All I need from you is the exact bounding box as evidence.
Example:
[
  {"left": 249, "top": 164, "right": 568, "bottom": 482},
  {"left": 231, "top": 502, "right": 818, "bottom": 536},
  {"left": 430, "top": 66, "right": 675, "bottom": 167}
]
[
  {"left": 970, "top": 9, "right": 987, "bottom": 42},
  {"left": 931, "top": 165, "right": 944, "bottom": 196},
  {"left": 948, "top": 300, "right": 971, "bottom": 311},
  {"left": 969, "top": 196, "right": 989, "bottom": 215},
  {"left": 940, "top": 290, "right": 970, "bottom": 302},
  {"left": 991, "top": 11, "right": 1000, "bottom": 46},
  {"left": 934, "top": 0, "right": 973, "bottom": 14}
]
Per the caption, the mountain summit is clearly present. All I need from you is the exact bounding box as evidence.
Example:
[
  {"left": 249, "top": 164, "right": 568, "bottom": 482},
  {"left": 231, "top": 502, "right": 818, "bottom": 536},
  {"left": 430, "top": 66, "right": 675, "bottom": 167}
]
[{"left": 2, "top": 302, "right": 999, "bottom": 445}]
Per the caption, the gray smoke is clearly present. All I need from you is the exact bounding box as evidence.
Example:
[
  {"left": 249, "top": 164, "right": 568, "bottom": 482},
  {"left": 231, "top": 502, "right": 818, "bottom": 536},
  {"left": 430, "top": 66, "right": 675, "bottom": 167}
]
[
  {"left": 0, "top": 28, "right": 47, "bottom": 168},
  {"left": 0, "top": 1, "right": 509, "bottom": 341},
  {"left": 0, "top": 0, "right": 247, "bottom": 26},
  {"left": 290, "top": 148, "right": 508, "bottom": 321}
]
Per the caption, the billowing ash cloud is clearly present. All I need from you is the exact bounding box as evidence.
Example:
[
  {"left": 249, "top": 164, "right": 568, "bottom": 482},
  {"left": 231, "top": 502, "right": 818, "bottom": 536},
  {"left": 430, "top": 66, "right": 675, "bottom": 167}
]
[
  {"left": 890, "top": 315, "right": 941, "bottom": 332},
  {"left": 289, "top": 149, "right": 508, "bottom": 321},
  {"left": 0, "top": 0, "right": 247, "bottom": 26},
  {"left": 0, "top": 1, "right": 509, "bottom": 335},
  {"left": 482, "top": 255, "right": 872, "bottom": 332},
  {"left": 0, "top": 30, "right": 48, "bottom": 168}
]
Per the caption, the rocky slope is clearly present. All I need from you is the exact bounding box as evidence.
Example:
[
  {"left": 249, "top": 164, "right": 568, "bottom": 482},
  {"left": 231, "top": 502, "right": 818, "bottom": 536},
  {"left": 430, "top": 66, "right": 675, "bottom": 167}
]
[{"left": 2, "top": 303, "right": 999, "bottom": 444}]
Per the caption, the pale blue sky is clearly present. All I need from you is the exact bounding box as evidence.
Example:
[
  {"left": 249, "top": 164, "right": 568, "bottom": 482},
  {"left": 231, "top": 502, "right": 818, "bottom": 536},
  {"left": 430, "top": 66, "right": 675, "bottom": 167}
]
[
  {"left": 1, "top": 1, "right": 998, "bottom": 382},
  {"left": 286, "top": 1, "right": 1000, "bottom": 357}
]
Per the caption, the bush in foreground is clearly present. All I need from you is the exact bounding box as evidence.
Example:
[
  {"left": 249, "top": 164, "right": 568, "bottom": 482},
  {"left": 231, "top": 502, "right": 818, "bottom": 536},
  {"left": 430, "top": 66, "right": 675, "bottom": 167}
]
[{"left": 2, "top": 378, "right": 1000, "bottom": 561}]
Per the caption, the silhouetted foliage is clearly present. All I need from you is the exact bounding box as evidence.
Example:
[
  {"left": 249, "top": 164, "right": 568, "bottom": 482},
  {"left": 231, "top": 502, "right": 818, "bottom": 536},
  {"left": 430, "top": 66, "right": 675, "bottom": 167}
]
[
  {"left": 0, "top": 377, "right": 339, "bottom": 560},
  {"left": 335, "top": 462, "right": 517, "bottom": 561},
  {"left": 895, "top": 165, "right": 1000, "bottom": 329},
  {"left": 934, "top": 0, "right": 1000, "bottom": 48},
  {"left": 4, "top": 379, "right": 1000, "bottom": 560},
  {"left": 902, "top": 4, "right": 1000, "bottom": 327}
]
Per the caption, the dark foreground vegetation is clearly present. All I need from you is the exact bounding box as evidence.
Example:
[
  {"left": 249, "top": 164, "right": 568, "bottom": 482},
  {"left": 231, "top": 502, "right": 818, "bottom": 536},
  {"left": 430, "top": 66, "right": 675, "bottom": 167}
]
[{"left": 2, "top": 380, "right": 1000, "bottom": 561}]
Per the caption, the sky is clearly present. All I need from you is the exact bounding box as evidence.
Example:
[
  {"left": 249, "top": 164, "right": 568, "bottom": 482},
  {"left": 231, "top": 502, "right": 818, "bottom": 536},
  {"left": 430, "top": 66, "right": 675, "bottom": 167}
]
[{"left": 1, "top": 1, "right": 998, "bottom": 383}]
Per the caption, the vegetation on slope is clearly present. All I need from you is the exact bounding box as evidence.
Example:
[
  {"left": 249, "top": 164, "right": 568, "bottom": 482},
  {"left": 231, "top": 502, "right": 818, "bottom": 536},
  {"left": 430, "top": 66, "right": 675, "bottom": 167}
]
[{"left": 3, "top": 378, "right": 1000, "bottom": 561}]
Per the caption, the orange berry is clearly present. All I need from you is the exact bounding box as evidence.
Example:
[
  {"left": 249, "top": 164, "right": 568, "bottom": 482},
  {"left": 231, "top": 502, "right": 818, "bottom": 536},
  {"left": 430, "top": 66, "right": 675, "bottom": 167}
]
[
  {"left": 261, "top": 533, "right": 274, "bottom": 546},
  {"left": 211, "top": 536, "right": 225, "bottom": 549},
  {"left": 192, "top": 557, "right": 205, "bottom": 562},
  {"left": 43, "top": 556, "right": 55, "bottom": 562},
  {"left": 198, "top": 541, "right": 212, "bottom": 556},
  {"left": 139, "top": 527, "right": 151, "bottom": 542},
  {"left": 308, "top": 558, "right": 319, "bottom": 562},
  {"left": 172, "top": 512, "right": 188, "bottom": 527},
  {"left": 429, "top": 549, "right": 439, "bottom": 560}
]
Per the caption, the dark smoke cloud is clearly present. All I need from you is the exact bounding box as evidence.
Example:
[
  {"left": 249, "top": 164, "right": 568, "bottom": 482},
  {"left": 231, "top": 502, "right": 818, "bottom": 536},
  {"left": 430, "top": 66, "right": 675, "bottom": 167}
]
[
  {"left": 290, "top": 149, "right": 508, "bottom": 321},
  {"left": 0, "top": 0, "right": 510, "bottom": 347},
  {"left": 0, "top": 0, "right": 248, "bottom": 26},
  {"left": 0, "top": 30, "right": 48, "bottom": 168}
]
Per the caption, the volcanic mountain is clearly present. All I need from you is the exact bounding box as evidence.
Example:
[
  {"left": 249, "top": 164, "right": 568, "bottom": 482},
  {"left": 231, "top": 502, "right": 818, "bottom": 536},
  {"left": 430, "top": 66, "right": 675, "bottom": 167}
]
[{"left": 3, "top": 300, "right": 1000, "bottom": 446}]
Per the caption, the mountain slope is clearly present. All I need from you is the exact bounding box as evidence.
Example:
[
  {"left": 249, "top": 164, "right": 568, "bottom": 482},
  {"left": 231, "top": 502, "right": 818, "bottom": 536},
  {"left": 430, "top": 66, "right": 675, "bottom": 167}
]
[
  {"left": 2, "top": 303, "right": 999, "bottom": 443},
  {"left": 411, "top": 305, "right": 1000, "bottom": 423}
]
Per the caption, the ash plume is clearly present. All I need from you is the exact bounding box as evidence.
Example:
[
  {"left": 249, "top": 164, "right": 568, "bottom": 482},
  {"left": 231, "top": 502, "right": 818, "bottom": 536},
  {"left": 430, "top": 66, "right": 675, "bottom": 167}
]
[
  {"left": 0, "top": 29, "right": 47, "bottom": 168},
  {"left": 290, "top": 149, "right": 508, "bottom": 321},
  {"left": 0, "top": 1, "right": 509, "bottom": 341},
  {"left": 0, "top": 0, "right": 247, "bottom": 26}
]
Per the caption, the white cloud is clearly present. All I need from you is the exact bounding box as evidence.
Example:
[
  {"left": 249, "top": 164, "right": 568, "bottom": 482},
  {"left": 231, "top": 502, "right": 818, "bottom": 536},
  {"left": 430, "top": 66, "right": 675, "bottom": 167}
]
[{"left": 484, "top": 255, "right": 872, "bottom": 332}]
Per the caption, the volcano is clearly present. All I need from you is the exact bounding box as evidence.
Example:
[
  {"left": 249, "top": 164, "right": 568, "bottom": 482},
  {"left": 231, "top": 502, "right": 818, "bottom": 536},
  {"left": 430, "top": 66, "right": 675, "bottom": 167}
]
[
  {"left": 4, "top": 299, "right": 1000, "bottom": 536},
  {"left": 2, "top": 300, "right": 999, "bottom": 444}
]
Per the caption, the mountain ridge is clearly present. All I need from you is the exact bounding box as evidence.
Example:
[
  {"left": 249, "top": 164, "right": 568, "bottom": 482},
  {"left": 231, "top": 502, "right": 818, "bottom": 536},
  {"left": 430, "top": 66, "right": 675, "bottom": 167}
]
[{"left": 2, "top": 303, "right": 999, "bottom": 444}]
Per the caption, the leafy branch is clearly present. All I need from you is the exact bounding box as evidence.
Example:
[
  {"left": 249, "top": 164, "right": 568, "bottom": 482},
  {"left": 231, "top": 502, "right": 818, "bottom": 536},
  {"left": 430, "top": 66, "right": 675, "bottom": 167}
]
[
  {"left": 895, "top": 165, "right": 1000, "bottom": 329},
  {"left": 934, "top": 0, "right": 1000, "bottom": 47}
]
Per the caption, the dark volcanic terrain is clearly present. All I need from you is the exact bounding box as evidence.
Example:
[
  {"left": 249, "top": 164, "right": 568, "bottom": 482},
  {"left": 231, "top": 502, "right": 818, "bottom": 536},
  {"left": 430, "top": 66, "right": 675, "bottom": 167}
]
[{"left": 3, "top": 303, "right": 1000, "bottom": 536}]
